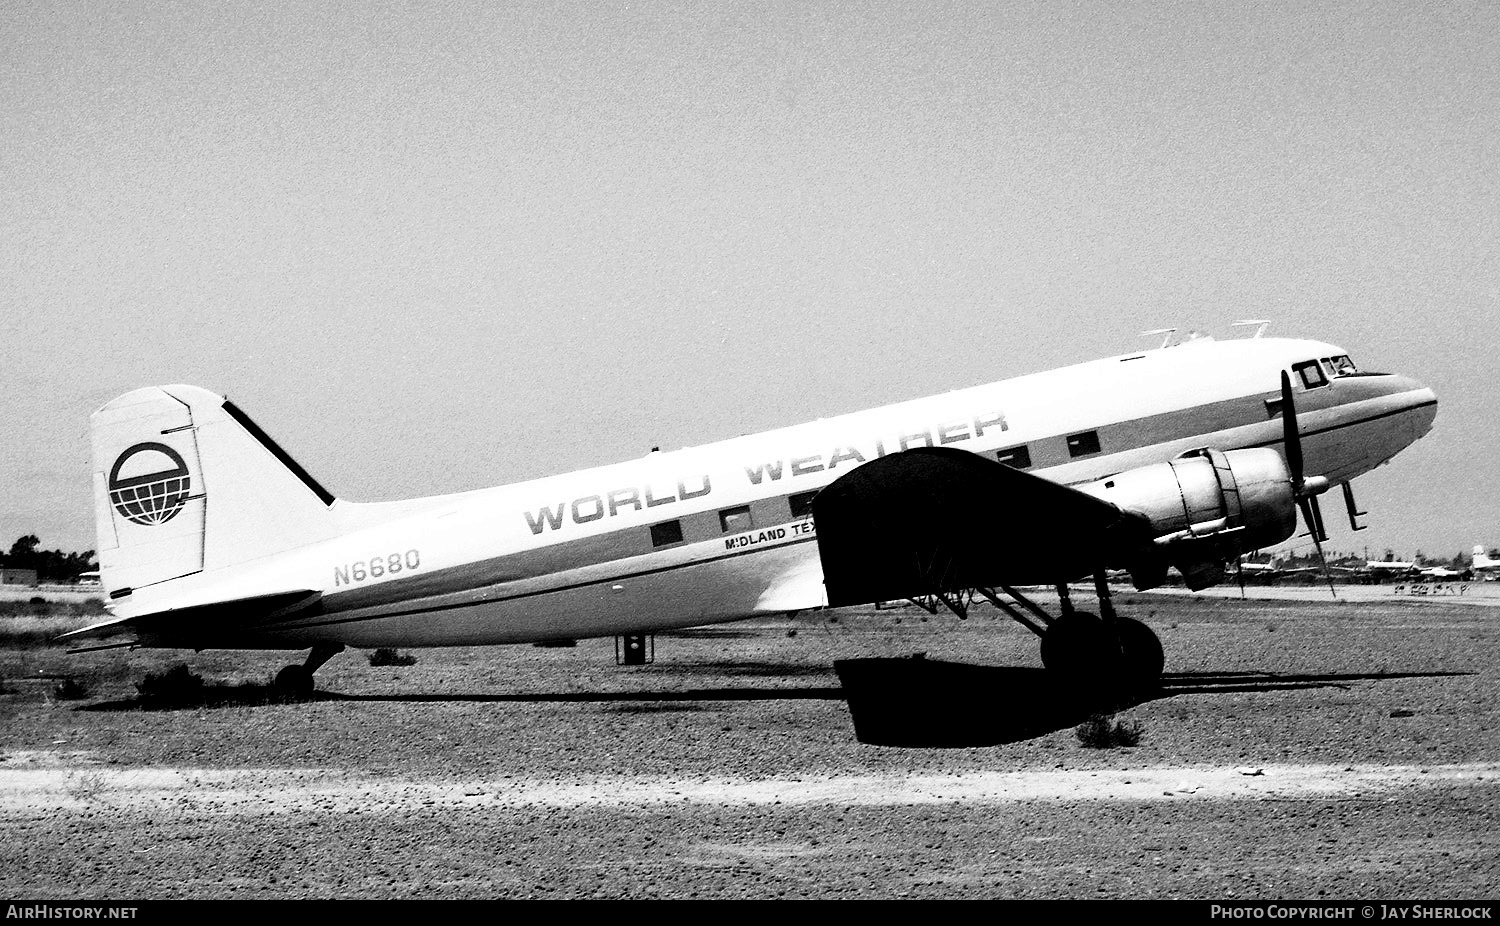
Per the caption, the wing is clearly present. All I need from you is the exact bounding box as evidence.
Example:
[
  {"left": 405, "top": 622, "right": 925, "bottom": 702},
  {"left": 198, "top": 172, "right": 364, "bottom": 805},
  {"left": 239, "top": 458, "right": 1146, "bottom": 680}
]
[{"left": 811, "top": 447, "right": 1155, "bottom": 607}]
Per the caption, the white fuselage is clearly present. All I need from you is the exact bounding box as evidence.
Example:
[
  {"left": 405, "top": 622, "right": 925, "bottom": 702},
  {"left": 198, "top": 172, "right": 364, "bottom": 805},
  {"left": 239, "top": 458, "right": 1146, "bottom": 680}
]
[{"left": 115, "top": 336, "right": 1438, "bottom": 649}]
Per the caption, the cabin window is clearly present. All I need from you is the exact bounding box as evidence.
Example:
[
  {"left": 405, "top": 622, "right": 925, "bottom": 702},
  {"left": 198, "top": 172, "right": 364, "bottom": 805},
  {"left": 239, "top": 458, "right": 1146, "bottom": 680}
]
[
  {"left": 995, "top": 445, "right": 1032, "bottom": 469},
  {"left": 1329, "top": 354, "right": 1357, "bottom": 376},
  {"left": 1066, "top": 431, "right": 1101, "bottom": 458},
  {"left": 789, "top": 491, "right": 818, "bottom": 519},
  {"left": 719, "top": 505, "right": 753, "bottom": 533},
  {"left": 1294, "top": 360, "right": 1328, "bottom": 390},
  {"left": 650, "top": 520, "right": 683, "bottom": 547}
]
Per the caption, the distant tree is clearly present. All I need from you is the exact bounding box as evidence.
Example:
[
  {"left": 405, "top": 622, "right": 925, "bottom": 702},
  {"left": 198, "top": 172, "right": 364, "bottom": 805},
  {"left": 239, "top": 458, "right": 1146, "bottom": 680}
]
[
  {"left": 6, "top": 535, "right": 41, "bottom": 566},
  {"left": 2, "top": 536, "right": 97, "bottom": 582}
]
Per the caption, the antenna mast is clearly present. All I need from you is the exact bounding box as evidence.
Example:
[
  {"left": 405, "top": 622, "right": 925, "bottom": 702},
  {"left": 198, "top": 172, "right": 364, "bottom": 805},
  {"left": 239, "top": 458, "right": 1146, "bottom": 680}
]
[{"left": 1141, "top": 328, "right": 1178, "bottom": 349}]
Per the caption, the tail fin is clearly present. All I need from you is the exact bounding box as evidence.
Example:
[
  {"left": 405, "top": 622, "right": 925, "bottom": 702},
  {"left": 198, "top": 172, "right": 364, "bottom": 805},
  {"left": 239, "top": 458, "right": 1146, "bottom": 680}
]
[{"left": 92, "top": 385, "right": 340, "bottom": 598}]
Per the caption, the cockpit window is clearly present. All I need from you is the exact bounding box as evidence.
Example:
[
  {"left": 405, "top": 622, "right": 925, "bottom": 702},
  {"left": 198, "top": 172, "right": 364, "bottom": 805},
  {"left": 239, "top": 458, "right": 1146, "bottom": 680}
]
[
  {"left": 1294, "top": 359, "right": 1328, "bottom": 390},
  {"left": 1318, "top": 355, "right": 1360, "bottom": 379}
]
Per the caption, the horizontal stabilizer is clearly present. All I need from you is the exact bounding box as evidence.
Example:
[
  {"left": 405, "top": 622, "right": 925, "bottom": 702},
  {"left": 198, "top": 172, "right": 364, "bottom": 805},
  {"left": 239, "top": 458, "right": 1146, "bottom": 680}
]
[{"left": 59, "top": 590, "right": 322, "bottom": 646}]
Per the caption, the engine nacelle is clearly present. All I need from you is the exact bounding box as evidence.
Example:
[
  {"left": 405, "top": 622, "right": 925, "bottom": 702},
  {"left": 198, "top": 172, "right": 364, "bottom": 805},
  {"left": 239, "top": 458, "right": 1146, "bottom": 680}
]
[{"left": 1079, "top": 448, "right": 1299, "bottom": 589}]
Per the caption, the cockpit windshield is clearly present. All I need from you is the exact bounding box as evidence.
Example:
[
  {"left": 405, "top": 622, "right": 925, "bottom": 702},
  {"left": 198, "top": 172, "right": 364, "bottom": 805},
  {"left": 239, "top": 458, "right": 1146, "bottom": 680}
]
[
  {"left": 1293, "top": 355, "right": 1361, "bottom": 390},
  {"left": 1324, "top": 355, "right": 1358, "bottom": 377},
  {"left": 1299, "top": 355, "right": 1360, "bottom": 388}
]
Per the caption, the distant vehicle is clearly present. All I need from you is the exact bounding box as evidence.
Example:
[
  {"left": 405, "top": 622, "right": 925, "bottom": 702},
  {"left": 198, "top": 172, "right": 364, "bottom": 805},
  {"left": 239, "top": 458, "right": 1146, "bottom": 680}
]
[
  {"left": 63, "top": 335, "right": 1437, "bottom": 696},
  {"left": 75, "top": 571, "right": 101, "bottom": 586}
]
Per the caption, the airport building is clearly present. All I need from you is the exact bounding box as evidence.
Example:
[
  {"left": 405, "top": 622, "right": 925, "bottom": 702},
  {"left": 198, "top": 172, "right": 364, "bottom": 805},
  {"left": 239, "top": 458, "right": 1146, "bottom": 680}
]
[{"left": 1, "top": 568, "right": 38, "bottom": 586}]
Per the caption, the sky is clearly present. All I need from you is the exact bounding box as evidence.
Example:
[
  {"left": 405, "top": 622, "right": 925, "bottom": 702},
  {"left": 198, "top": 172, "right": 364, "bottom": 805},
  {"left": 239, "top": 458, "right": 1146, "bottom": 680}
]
[{"left": 2, "top": 1, "right": 1496, "bottom": 565}]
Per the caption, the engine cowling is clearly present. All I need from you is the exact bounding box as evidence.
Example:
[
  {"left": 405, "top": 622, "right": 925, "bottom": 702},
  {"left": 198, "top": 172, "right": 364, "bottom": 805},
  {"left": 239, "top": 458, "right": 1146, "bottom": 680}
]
[{"left": 1078, "top": 448, "right": 1299, "bottom": 590}]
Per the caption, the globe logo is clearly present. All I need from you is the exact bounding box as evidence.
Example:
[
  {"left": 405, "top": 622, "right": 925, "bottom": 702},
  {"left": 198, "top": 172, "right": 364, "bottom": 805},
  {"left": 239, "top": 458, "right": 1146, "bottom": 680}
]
[{"left": 109, "top": 442, "right": 192, "bottom": 526}]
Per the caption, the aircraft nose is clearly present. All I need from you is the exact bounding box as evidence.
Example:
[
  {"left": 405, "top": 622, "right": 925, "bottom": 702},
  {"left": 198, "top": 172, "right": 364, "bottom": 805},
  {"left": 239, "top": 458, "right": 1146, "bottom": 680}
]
[
  {"left": 1414, "top": 386, "right": 1438, "bottom": 437},
  {"left": 1387, "top": 374, "right": 1438, "bottom": 440}
]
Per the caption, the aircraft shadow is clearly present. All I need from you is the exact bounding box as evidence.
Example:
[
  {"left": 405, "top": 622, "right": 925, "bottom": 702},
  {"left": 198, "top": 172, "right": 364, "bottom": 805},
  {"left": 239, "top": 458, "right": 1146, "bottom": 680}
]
[
  {"left": 79, "top": 681, "right": 300, "bottom": 712},
  {"left": 317, "top": 686, "right": 848, "bottom": 705},
  {"left": 75, "top": 661, "right": 1469, "bottom": 745},
  {"left": 832, "top": 658, "right": 1472, "bottom": 748},
  {"left": 76, "top": 684, "right": 849, "bottom": 713}
]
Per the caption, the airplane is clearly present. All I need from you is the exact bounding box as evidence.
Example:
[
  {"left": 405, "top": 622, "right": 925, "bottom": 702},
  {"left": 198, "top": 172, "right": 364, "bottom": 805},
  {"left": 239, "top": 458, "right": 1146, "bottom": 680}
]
[
  {"left": 1364, "top": 559, "right": 1419, "bottom": 578},
  {"left": 1231, "top": 559, "right": 1323, "bottom": 584},
  {"left": 63, "top": 333, "right": 1438, "bottom": 697},
  {"left": 1472, "top": 546, "right": 1500, "bottom": 578},
  {"left": 1234, "top": 560, "right": 1281, "bottom": 577},
  {"left": 1356, "top": 559, "right": 1468, "bottom": 582}
]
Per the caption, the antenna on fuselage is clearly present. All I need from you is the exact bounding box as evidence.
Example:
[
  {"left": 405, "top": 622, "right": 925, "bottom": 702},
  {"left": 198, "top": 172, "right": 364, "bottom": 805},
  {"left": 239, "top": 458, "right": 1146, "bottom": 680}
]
[
  {"left": 1232, "top": 319, "right": 1271, "bottom": 338},
  {"left": 1141, "top": 328, "right": 1177, "bottom": 349}
]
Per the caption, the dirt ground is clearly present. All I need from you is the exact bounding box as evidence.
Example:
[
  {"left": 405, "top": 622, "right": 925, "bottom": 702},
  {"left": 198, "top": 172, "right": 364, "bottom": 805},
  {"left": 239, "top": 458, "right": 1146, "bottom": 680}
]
[{"left": 1, "top": 590, "right": 1496, "bottom": 899}]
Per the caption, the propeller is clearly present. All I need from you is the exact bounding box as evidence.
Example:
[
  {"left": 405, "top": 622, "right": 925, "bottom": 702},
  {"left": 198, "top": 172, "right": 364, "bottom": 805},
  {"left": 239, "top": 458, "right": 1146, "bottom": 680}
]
[{"left": 1280, "top": 371, "right": 1337, "bottom": 599}]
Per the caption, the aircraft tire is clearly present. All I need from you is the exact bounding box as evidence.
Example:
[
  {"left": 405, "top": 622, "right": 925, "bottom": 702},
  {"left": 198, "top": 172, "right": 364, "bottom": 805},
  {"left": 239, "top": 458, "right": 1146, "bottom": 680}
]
[
  {"left": 1115, "top": 617, "right": 1164, "bottom": 690},
  {"left": 274, "top": 664, "right": 315, "bottom": 699},
  {"left": 1039, "top": 612, "right": 1117, "bottom": 685}
]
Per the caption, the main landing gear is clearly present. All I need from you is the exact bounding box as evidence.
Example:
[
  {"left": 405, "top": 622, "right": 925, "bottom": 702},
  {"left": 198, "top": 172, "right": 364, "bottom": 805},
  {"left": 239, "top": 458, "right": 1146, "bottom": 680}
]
[
  {"left": 1039, "top": 572, "right": 1163, "bottom": 691},
  {"left": 274, "top": 643, "right": 344, "bottom": 698},
  {"left": 916, "top": 570, "right": 1164, "bottom": 693}
]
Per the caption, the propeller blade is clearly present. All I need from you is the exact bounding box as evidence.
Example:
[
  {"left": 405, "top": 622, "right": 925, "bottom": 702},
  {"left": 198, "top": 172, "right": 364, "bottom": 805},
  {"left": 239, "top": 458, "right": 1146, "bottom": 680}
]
[
  {"left": 1300, "top": 497, "right": 1339, "bottom": 600},
  {"left": 1309, "top": 494, "right": 1328, "bottom": 543},
  {"left": 1284, "top": 371, "right": 1335, "bottom": 598},
  {"left": 1280, "top": 370, "right": 1304, "bottom": 491}
]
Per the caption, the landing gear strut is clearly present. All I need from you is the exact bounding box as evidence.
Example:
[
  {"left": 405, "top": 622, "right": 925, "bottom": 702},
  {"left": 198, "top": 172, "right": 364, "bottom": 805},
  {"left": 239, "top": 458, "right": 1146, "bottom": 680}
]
[
  {"left": 275, "top": 644, "right": 344, "bottom": 698},
  {"left": 971, "top": 572, "right": 1163, "bottom": 693}
]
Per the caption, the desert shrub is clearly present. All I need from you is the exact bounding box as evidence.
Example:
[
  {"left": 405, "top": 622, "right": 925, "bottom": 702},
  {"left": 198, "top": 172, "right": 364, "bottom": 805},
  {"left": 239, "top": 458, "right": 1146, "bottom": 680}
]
[
  {"left": 66, "top": 772, "right": 107, "bottom": 802},
  {"left": 1076, "top": 714, "right": 1144, "bottom": 749},
  {"left": 136, "top": 664, "right": 205, "bottom": 703},
  {"left": 52, "top": 678, "right": 90, "bottom": 700},
  {"left": 368, "top": 647, "right": 417, "bottom": 667}
]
